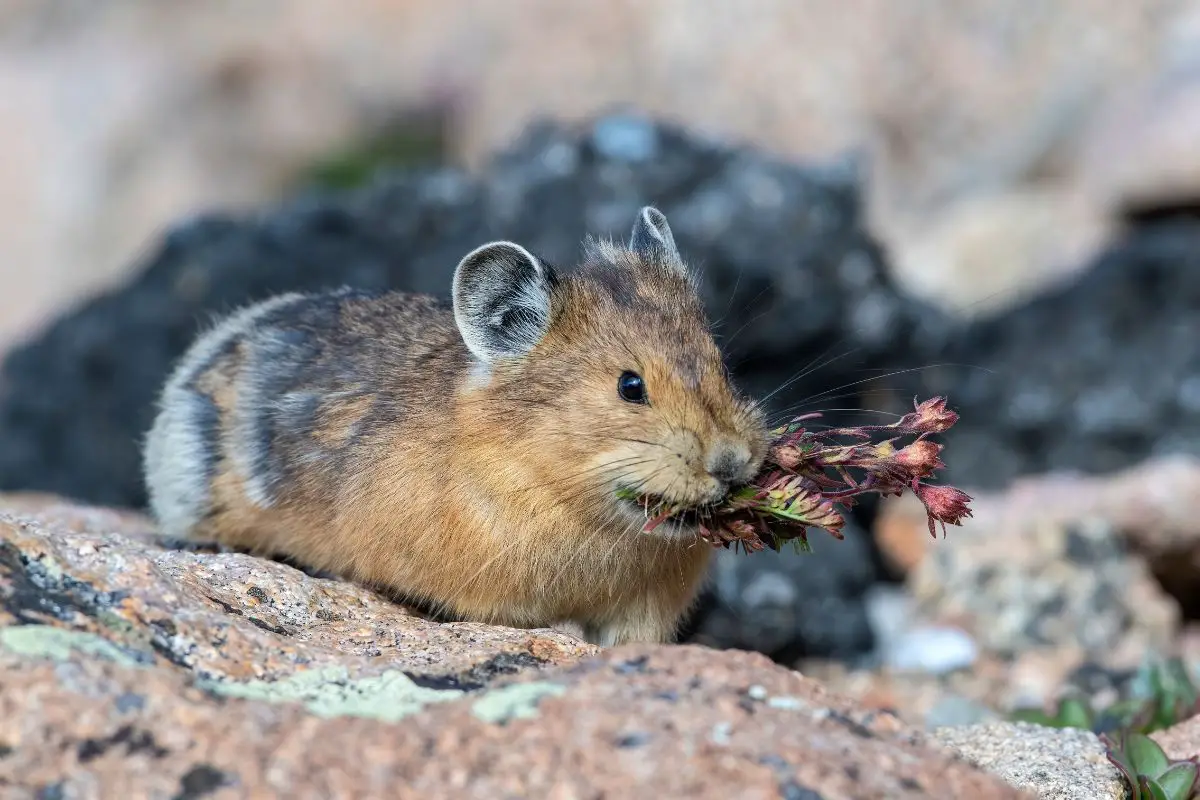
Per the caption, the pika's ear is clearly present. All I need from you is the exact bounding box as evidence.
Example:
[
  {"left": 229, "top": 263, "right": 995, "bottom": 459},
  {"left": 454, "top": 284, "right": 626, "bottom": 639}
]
[
  {"left": 630, "top": 206, "right": 686, "bottom": 278},
  {"left": 452, "top": 241, "right": 556, "bottom": 363}
]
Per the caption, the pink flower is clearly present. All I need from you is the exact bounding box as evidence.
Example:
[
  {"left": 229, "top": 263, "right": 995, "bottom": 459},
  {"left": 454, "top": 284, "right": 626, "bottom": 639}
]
[
  {"left": 635, "top": 394, "right": 971, "bottom": 554},
  {"left": 893, "top": 440, "right": 945, "bottom": 479},
  {"left": 913, "top": 482, "right": 974, "bottom": 538},
  {"left": 897, "top": 396, "right": 959, "bottom": 434}
]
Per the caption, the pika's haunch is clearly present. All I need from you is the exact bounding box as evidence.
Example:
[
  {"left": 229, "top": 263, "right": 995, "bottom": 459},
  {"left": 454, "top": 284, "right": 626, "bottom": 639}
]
[{"left": 143, "top": 207, "right": 768, "bottom": 646}]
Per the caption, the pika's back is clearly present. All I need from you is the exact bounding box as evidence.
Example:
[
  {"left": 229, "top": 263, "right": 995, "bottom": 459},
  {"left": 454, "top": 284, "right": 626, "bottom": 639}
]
[{"left": 143, "top": 287, "right": 466, "bottom": 539}]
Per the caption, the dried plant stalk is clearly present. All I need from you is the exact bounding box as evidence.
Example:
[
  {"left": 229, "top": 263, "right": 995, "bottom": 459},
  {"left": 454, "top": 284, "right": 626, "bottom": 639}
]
[{"left": 618, "top": 396, "right": 974, "bottom": 554}]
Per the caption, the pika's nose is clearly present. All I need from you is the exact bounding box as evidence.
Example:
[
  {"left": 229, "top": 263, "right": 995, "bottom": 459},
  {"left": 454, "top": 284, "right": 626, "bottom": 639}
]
[{"left": 706, "top": 442, "right": 754, "bottom": 485}]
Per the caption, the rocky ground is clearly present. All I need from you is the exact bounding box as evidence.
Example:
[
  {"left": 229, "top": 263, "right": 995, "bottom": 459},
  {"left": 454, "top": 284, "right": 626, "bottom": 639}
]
[
  {"left": 6, "top": 493, "right": 1199, "bottom": 799},
  {"left": 0, "top": 497, "right": 1015, "bottom": 799},
  {"left": 811, "top": 455, "right": 1200, "bottom": 734}
]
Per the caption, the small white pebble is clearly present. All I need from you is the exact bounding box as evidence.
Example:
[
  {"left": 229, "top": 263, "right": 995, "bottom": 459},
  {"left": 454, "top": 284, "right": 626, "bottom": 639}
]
[
  {"left": 885, "top": 626, "right": 979, "bottom": 675},
  {"left": 710, "top": 722, "right": 732, "bottom": 745},
  {"left": 767, "top": 696, "right": 805, "bottom": 711},
  {"left": 747, "top": 685, "right": 768, "bottom": 701},
  {"left": 77, "top": 544, "right": 97, "bottom": 556}
]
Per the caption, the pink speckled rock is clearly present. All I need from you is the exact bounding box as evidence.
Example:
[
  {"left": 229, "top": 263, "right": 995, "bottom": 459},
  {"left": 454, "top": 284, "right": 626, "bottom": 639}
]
[{"left": 0, "top": 495, "right": 1029, "bottom": 798}]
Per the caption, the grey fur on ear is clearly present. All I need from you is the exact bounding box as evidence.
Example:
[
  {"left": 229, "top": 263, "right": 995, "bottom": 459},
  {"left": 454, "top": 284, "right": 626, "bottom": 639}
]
[
  {"left": 630, "top": 206, "right": 685, "bottom": 276},
  {"left": 453, "top": 241, "right": 555, "bottom": 363}
]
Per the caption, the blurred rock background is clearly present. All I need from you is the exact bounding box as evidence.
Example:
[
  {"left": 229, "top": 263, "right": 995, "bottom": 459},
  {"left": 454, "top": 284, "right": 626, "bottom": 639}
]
[
  {"left": 4, "top": 0, "right": 1200, "bottom": 352},
  {"left": 5, "top": 0, "right": 1200, "bottom": 740}
]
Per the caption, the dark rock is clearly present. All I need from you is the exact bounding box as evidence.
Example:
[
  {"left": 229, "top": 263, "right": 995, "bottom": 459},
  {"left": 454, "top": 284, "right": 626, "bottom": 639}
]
[
  {"left": 887, "top": 218, "right": 1200, "bottom": 490},
  {"left": 174, "top": 764, "right": 231, "bottom": 799},
  {"left": 687, "top": 521, "right": 878, "bottom": 661}
]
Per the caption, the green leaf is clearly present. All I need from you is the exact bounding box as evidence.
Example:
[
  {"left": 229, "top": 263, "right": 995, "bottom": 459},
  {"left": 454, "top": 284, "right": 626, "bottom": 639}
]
[
  {"left": 1152, "top": 663, "right": 1168, "bottom": 692},
  {"left": 1102, "top": 734, "right": 1139, "bottom": 790},
  {"left": 1131, "top": 702, "right": 1161, "bottom": 735},
  {"left": 1010, "top": 697, "right": 1101, "bottom": 730},
  {"left": 1057, "top": 697, "right": 1094, "bottom": 730},
  {"left": 1127, "top": 733, "right": 1171, "bottom": 778},
  {"left": 791, "top": 538, "right": 813, "bottom": 555},
  {"left": 1139, "top": 776, "right": 1169, "bottom": 800},
  {"left": 1131, "top": 658, "right": 1166, "bottom": 701},
  {"left": 1156, "top": 763, "right": 1198, "bottom": 798},
  {"left": 730, "top": 486, "right": 763, "bottom": 502},
  {"left": 1168, "top": 660, "right": 1199, "bottom": 701}
]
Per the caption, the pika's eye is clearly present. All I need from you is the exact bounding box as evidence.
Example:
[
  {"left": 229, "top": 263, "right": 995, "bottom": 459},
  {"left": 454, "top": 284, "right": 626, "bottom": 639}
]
[{"left": 617, "top": 371, "right": 647, "bottom": 404}]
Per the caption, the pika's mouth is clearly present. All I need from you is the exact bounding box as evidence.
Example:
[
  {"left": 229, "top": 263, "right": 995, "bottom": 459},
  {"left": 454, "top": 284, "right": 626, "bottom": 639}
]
[{"left": 614, "top": 486, "right": 722, "bottom": 529}]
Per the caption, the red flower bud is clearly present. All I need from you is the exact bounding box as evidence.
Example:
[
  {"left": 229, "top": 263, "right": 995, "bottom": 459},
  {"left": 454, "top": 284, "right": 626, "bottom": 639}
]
[
  {"left": 893, "top": 439, "right": 945, "bottom": 479},
  {"left": 770, "top": 444, "right": 804, "bottom": 470},
  {"left": 673, "top": 394, "right": 968, "bottom": 553},
  {"left": 898, "top": 396, "right": 959, "bottom": 434},
  {"left": 913, "top": 482, "right": 973, "bottom": 538},
  {"left": 726, "top": 519, "right": 758, "bottom": 538}
]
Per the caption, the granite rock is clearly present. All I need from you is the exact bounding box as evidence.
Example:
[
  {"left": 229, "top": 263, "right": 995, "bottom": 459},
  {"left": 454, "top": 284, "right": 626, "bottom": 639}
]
[
  {"left": 797, "top": 648, "right": 1143, "bottom": 734},
  {"left": 877, "top": 455, "right": 1200, "bottom": 617},
  {"left": 0, "top": 499, "right": 593, "bottom": 685},
  {"left": 1152, "top": 712, "right": 1200, "bottom": 761},
  {"left": 933, "top": 721, "right": 1126, "bottom": 800},
  {"left": 882, "top": 468, "right": 1183, "bottom": 681},
  {"left": 0, "top": 495, "right": 1028, "bottom": 799},
  {"left": 909, "top": 513, "right": 1179, "bottom": 670}
]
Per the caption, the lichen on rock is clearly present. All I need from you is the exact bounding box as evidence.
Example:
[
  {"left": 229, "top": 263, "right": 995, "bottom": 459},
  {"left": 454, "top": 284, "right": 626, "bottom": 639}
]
[
  {"left": 199, "top": 667, "right": 465, "bottom": 722},
  {"left": 0, "top": 624, "right": 144, "bottom": 667}
]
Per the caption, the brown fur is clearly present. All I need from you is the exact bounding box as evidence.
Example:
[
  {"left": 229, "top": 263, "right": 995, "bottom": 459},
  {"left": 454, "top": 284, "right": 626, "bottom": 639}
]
[{"left": 153, "top": 232, "right": 768, "bottom": 646}]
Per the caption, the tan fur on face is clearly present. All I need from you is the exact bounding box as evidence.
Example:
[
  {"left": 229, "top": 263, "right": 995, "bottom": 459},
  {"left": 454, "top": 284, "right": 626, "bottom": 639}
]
[
  {"left": 144, "top": 242, "right": 768, "bottom": 646},
  {"left": 523, "top": 249, "right": 769, "bottom": 517}
]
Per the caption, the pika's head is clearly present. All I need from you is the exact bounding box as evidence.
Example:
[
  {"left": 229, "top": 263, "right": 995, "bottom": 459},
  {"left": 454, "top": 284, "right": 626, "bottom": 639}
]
[{"left": 452, "top": 207, "right": 769, "bottom": 538}]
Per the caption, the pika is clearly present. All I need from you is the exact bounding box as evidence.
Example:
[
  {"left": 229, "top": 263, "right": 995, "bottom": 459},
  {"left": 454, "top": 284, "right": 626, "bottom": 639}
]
[{"left": 143, "top": 207, "right": 768, "bottom": 646}]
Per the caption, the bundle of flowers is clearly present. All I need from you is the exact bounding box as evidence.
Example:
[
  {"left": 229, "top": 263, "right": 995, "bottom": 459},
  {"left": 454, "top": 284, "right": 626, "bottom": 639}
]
[{"left": 620, "top": 397, "right": 973, "bottom": 553}]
